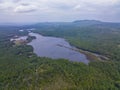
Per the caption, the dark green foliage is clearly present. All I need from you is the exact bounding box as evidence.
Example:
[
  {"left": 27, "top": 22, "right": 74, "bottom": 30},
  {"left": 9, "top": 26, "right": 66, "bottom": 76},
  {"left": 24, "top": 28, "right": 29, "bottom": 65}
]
[
  {"left": 0, "top": 24, "right": 120, "bottom": 90},
  {"left": 27, "top": 36, "right": 36, "bottom": 43}
]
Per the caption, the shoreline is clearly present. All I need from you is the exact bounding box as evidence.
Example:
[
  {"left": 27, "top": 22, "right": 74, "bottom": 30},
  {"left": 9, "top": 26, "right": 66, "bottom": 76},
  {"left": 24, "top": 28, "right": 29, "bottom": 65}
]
[
  {"left": 57, "top": 44, "right": 109, "bottom": 62},
  {"left": 11, "top": 31, "right": 109, "bottom": 62},
  {"left": 28, "top": 32, "right": 109, "bottom": 62}
]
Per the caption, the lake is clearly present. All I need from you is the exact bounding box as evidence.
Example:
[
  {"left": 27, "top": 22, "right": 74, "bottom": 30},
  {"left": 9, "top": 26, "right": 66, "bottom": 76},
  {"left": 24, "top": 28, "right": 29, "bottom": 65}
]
[{"left": 28, "top": 32, "right": 89, "bottom": 64}]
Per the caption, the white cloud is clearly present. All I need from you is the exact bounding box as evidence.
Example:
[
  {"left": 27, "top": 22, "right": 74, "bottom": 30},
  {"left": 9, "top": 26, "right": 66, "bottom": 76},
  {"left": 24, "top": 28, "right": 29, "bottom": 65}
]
[
  {"left": 84, "top": 0, "right": 118, "bottom": 5},
  {"left": 0, "top": 0, "right": 120, "bottom": 22},
  {"left": 14, "top": 4, "right": 37, "bottom": 13},
  {"left": 0, "top": 0, "right": 119, "bottom": 12},
  {"left": 0, "top": 2, "right": 12, "bottom": 9}
]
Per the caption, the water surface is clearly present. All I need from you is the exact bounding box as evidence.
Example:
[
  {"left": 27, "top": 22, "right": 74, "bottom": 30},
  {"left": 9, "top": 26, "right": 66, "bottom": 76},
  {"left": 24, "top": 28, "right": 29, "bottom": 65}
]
[{"left": 28, "top": 33, "right": 89, "bottom": 64}]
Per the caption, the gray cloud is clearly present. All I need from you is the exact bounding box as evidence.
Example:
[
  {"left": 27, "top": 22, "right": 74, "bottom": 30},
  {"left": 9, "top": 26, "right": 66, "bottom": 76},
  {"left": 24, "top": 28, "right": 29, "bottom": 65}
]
[
  {"left": 21, "top": 3, "right": 30, "bottom": 6},
  {"left": 0, "top": 0, "right": 120, "bottom": 23},
  {"left": 12, "top": 0, "right": 21, "bottom": 3}
]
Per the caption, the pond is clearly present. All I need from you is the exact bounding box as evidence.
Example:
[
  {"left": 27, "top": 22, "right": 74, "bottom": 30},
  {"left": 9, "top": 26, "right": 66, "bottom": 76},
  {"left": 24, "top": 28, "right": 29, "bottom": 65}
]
[{"left": 28, "top": 32, "right": 89, "bottom": 64}]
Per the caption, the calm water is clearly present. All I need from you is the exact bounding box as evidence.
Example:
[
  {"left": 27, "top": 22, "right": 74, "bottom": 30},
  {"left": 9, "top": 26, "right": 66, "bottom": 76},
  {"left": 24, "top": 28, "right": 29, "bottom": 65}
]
[{"left": 28, "top": 33, "right": 89, "bottom": 64}]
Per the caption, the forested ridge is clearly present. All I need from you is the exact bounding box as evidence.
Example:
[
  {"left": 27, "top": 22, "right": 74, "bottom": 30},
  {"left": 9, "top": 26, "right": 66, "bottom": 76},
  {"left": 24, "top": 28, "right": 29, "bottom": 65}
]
[{"left": 0, "top": 21, "right": 120, "bottom": 90}]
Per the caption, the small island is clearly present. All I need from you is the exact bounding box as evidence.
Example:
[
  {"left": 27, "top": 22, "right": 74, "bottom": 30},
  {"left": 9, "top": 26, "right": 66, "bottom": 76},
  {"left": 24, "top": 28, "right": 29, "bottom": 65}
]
[
  {"left": 11, "top": 34, "right": 36, "bottom": 46},
  {"left": 27, "top": 35, "right": 36, "bottom": 43}
]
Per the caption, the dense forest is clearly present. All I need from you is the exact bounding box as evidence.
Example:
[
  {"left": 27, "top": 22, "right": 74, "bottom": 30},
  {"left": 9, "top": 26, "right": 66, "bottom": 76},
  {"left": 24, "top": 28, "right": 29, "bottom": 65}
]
[{"left": 0, "top": 21, "right": 120, "bottom": 90}]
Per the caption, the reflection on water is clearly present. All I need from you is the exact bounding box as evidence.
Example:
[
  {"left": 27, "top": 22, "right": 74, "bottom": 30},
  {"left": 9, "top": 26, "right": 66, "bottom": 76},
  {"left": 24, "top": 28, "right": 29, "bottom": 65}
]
[{"left": 28, "top": 33, "right": 89, "bottom": 64}]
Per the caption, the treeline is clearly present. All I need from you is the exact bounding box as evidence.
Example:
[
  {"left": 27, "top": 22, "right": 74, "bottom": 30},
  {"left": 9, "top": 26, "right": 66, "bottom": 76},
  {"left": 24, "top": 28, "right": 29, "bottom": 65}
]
[{"left": 0, "top": 26, "right": 120, "bottom": 90}]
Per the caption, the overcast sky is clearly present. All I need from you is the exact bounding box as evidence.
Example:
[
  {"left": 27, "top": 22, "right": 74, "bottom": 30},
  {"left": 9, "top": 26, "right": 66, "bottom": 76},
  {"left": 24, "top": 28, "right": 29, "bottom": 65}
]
[{"left": 0, "top": 0, "right": 120, "bottom": 23}]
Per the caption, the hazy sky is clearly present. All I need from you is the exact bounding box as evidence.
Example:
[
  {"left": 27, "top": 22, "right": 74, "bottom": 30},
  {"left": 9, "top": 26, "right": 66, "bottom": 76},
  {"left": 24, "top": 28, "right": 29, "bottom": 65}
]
[{"left": 0, "top": 0, "right": 120, "bottom": 23}]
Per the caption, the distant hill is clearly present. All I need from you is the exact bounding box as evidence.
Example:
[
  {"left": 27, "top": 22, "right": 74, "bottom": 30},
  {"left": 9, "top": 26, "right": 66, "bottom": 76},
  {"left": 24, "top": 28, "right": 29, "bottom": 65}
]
[
  {"left": 73, "top": 20, "right": 120, "bottom": 28},
  {"left": 73, "top": 20, "right": 102, "bottom": 24},
  {"left": 19, "top": 20, "right": 120, "bottom": 30}
]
